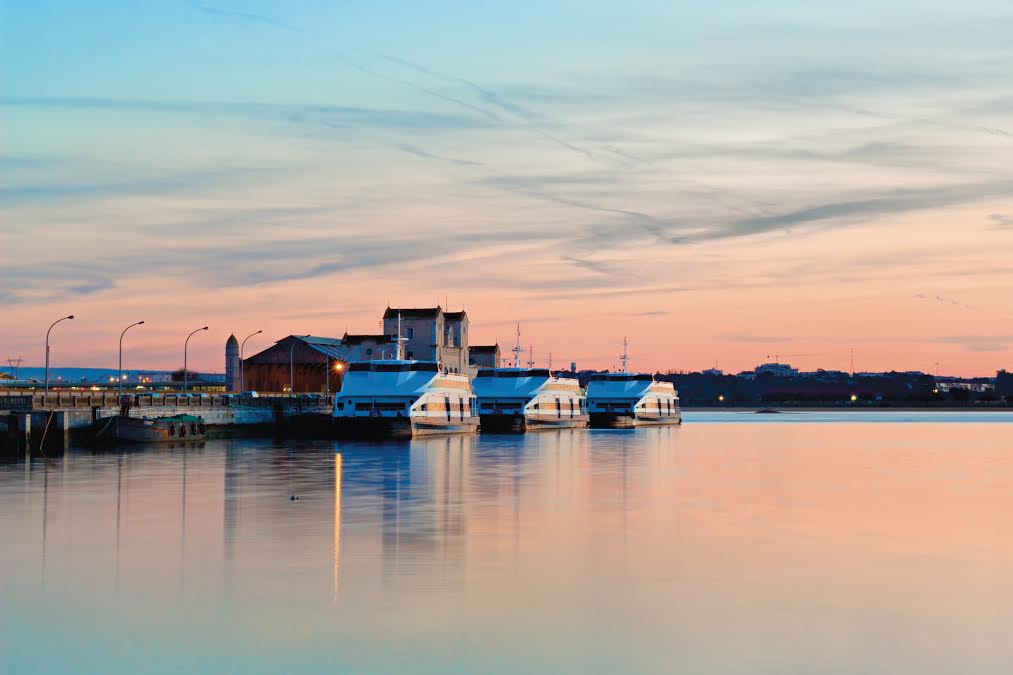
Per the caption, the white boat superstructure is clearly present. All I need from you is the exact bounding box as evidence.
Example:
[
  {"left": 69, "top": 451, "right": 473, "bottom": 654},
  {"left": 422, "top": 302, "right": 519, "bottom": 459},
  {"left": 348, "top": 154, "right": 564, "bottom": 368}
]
[
  {"left": 332, "top": 312, "right": 479, "bottom": 438},
  {"left": 473, "top": 367, "right": 589, "bottom": 432},
  {"left": 586, "top": 338, "right": 681, "bottom": 427},
  {"left": 332, "top": 360, "right": 479, "bottom": 437}
]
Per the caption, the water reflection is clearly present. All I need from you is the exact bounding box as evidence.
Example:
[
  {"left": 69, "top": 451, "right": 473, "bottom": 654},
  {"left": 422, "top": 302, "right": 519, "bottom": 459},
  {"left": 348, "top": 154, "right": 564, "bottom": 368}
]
[{"left": 4, "top": 420, "right": 1013, "bottom": 674}]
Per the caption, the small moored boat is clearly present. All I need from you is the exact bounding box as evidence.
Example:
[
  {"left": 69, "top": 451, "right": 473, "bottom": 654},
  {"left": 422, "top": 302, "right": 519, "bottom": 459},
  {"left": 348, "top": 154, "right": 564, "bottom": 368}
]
[{"left": 96, "top": 414, "right": 207, "bottom": 443}]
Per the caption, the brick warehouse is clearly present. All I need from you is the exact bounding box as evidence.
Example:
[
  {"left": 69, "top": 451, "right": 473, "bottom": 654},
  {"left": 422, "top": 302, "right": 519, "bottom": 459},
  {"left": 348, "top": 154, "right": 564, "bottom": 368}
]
[{"left": 242, "top": 335, "right": 345, "bottom": 394}]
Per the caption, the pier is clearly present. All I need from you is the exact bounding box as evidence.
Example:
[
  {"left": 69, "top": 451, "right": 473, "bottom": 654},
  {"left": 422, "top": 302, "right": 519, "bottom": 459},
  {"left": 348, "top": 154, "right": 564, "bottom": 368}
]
[{"left": 0, "top": 392, "right": 333, "bottom": 454}]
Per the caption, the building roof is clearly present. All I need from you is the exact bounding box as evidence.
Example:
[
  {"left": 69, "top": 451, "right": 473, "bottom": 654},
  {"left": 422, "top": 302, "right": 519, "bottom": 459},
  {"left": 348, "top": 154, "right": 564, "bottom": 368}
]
[
  {"left": 383, "top": 306, "right": 442, "bottom": 319},
  {"left": 471, "top": 344, "right": 500, "bottom": 354},
  {"left": 302, "top": 335, "right": 343, "bottom": 345},
  {"left": 444, "top": 311, "right": 467, "bottom": 322},
  {"left": 286, "top": 335, "right": 344, "bottom": 360},
  {"left": 226, "top": 334, "right": 238, "bottom": 346},
  {"left": 342, "top": 333, "right": 394, "bottom": 346}
]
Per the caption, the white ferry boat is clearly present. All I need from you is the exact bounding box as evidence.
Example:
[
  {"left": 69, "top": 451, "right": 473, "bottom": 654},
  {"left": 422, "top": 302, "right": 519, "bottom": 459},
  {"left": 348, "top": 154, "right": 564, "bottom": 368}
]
[
  {"left": 586, "top": 339, "right": 681, "bottom": 428},
  {"left": 332, "top": 316, "right": 479, "bottom": 438},
  {"left": 473, "top": 327, "right": 588, "bottom": 432}
]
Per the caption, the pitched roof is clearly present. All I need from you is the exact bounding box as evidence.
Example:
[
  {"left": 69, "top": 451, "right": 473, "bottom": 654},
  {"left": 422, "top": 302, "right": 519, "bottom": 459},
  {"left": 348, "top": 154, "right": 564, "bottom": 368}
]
[
  {"left": 302, "top": 335, "right": 343, "bottom": 345},
  {"left": 342, "top": 333, "right": 394, "bottom": 346},
  {"left": 383, "top": 306, "right": 442, "bottom": 319},
  {"left": 289, "top": 335, "right": 345, "bottom": 359}
]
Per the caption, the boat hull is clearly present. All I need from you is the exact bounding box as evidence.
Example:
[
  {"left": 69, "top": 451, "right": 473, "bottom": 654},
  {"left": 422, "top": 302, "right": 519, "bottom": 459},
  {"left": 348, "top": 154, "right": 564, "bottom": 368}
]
[
  {"left": 589, "top": 412, "right": 637, "bottom": 428},
  {"left": 589, "top": 412, "right": 681, "bottom": 428},
  {"left": 480, "top": 413, "right": 590, "bottom": 433},
  {"left": 97, "top": 416, "right": 207, "bottom": 443},
  {"left": 335, "top": 415, "right": 479, "bottom": 439}
]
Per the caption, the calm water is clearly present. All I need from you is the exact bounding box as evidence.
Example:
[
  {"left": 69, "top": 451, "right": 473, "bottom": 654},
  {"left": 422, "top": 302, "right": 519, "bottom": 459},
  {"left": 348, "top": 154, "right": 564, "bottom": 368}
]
[{"left": 3, "top": 413, "right": 1013, "bottom": 674}]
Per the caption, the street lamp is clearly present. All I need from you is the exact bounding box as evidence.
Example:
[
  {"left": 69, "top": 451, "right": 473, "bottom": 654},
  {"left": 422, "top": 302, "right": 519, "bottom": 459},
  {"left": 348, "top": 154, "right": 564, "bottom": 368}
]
[
  {"left": 183, "top": 327, "right": 209, "bottom": 393},
  {"left": 44, "top": 314, "right": 74, "bottom": 395},
  {"left": 118, "top": 321, "right": 145, "bottom": 396},
  {"left": 289, "top": 335, "right": 310, "bottom": 397},
  {"left": 240, "top": 330, "right": 262, "bottom": 393}
]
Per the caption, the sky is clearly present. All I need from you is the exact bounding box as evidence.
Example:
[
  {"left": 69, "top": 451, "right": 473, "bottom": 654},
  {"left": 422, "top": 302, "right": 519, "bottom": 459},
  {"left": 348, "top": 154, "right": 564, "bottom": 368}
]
[{"left": 2, "top": 0, "right": 1012, "bottom": 376}]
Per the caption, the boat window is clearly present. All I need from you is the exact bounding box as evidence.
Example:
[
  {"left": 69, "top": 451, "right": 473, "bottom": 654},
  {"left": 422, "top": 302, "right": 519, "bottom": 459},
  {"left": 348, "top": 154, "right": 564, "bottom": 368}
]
[
  {"left": 348, "top": 363, "right": 371, "bottom": 372},
  {"left": 476, "top": 371, "right": 495, "bottom": 378},
  {"left": 409, "top": 362, "right": 439, "bottom": 372}
]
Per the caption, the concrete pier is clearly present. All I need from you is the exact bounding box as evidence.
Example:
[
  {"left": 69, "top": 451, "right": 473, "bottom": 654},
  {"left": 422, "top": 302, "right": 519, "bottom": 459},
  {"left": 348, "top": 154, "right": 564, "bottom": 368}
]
[{"left": 1, "top": 393, "right": 333, "bottom": 452}]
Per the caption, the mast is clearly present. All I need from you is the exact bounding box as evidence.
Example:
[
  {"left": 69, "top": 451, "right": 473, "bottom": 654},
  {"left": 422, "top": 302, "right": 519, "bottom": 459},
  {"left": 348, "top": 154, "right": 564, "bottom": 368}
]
[
  {"left": 620, "top": 337, "right": 629, "bottom": 373},
  {"left": 512, "top": 323, "right": 523, "bottom": 368},
  {"left": 527, "top": 345, "right": 535, "bottom": 368},
  {"left": 396, "top": 311, "right": 408, "bottom": 360}
]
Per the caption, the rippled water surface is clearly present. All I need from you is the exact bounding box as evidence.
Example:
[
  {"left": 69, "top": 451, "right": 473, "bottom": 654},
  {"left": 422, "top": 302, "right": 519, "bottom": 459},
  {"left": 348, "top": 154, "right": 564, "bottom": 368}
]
[{"left": 3, "top": 414, "right": 1013, "bottom": 674}]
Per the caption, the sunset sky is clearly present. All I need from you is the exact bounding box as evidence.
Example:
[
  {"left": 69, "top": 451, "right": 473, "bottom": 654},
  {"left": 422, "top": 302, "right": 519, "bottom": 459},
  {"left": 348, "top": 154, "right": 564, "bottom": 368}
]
[{"left": 2, "top": 0, "right": 1012, "bottom": 375}]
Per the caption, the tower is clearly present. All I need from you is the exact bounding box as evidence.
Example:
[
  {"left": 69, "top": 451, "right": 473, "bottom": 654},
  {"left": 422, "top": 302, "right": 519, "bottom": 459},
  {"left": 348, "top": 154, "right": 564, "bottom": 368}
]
[{"left": 225, "top": 334, "right": 240, "bottom": 392}]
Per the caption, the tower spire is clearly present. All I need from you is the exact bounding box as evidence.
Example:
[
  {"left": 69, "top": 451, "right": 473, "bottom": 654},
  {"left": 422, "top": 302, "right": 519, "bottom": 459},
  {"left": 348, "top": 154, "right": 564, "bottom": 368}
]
[{"left": 620, "top": 337, "right": 629, "bottom": 373}]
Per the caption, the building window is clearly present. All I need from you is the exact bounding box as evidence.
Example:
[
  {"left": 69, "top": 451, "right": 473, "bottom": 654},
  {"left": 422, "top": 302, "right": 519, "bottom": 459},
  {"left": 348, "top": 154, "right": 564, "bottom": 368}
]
[
  {"left": 407, "top": 351, "right": 414, "bottom": 359},
  {"left": 406, "top": 327, "right": 415, "bottom": 339},
  {"left": 366, "top": 348, "right": 373, "bottom": 356}
]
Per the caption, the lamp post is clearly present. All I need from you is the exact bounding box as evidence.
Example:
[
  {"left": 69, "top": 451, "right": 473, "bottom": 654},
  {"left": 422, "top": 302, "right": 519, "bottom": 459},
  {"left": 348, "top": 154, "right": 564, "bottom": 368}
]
[
  {"left": 289, "top": 337, "right": 298, "bottom": 397},
  {"left": 44, "top": 315, "right": 74, "bottom": 396},
  {"left": 289, "top": 335, "right": 310, "bottom": 397},
  {"left": 240, "top": 330, "right": 262, "bottom": 394},
  {"left": 118, "top": 321, "right": 145, "bottom": 396},
  {"left": 183, "top": 327, "right": 209, "bottom": 393}
]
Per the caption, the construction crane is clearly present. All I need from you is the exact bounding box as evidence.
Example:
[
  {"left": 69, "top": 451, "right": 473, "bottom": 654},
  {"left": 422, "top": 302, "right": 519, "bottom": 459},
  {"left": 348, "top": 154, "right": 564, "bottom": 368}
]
[{"left": 765, "top": 353, "right": 817, "bottom": 364}]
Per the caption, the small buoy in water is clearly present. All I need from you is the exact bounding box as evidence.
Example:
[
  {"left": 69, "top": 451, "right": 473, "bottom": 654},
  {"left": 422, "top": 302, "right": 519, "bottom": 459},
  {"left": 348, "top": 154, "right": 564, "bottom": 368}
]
[{"left": 290, "top": 495, "right": 299, "bottom": 501}]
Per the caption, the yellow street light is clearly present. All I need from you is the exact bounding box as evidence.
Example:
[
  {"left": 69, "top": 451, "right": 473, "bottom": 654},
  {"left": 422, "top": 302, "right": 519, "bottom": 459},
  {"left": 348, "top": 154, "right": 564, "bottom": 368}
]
[{"left": 850, "top": 394, "right": 858, "bottom": 402}]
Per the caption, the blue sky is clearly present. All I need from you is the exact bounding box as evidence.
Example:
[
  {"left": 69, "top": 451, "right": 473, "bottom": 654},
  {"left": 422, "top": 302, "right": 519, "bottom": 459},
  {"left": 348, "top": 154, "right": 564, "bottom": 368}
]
[{"left": 2, "top": 0, "right": 1012, "bottom": 374}]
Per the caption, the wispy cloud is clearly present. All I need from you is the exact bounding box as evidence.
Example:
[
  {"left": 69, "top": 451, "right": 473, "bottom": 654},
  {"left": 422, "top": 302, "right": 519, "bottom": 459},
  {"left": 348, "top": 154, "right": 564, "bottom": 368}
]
[
  {"left": 678, "top": 181, "right": 1013, "bottom": 243},
  {"left": 989, "top": 213, "right": 1013, "bottom": 229},
  {"left": 720, "top": 333, "right": 793, "bottom": 344},
  {"left": 395, "top": 144, "right": 483, "bottom": 167},
  {"left": 914, "top": 293, "right": 976, "bottom": 311}
]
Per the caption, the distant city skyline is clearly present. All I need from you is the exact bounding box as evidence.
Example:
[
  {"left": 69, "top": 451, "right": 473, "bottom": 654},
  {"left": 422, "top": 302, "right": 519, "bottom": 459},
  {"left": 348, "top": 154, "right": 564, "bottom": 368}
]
[{"left": 2, "top": 1, "right": 1012, "bottom": 376}]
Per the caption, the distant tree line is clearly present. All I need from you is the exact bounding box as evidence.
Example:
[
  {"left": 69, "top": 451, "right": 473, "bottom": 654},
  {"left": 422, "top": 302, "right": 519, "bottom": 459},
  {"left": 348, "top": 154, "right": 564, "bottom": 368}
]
[{"left": 568, "top": 369, "right": 1013, "bottom": 407}]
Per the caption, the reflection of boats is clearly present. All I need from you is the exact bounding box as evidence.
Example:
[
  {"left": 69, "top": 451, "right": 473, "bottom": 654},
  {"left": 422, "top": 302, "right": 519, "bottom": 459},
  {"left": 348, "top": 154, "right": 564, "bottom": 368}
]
[
  {"left": 473, "top": 326, "right": 588, "bottom": 432},
  {"left": 586, "top": 338, "right": 681, "bottom": 428},
  {"left": 332, "top": 314, "right": 479, "bottom": 439},
  {"left": 96, "top": 414, "right": 207, "bottom": 443}
]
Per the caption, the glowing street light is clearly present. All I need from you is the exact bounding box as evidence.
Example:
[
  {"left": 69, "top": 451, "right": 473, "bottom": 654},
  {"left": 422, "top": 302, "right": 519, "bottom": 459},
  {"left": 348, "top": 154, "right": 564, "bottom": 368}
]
[
  {"left": 240, "top": 330, "right": 262, "bottom": 393},
  {"left": 44, "top": 314, "right": 74, "bottom": 395},
  {"left": 850, "top": 394, "right": 858, "bottom": 402},
  {"left": 118, "top": 321, "right": 145, "bottom": 396},
  {"left": 183, "top": 326, "right": 209, "bottom": 393}
]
